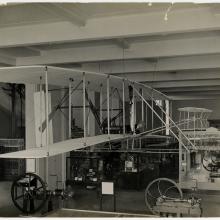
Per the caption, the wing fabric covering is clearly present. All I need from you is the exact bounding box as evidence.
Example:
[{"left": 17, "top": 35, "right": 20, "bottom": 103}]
[{"left": 0, "top": 134, "right": 129, "bottom": 159}]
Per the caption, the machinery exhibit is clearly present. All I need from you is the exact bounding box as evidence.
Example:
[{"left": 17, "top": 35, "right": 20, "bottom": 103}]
[
  {"left": 145, "top": 178, "right": 202, "bottom": 217},
  {"left": 178, "top": 107, "right": 220, "bottom": 191},
  {"left": 0, "top": 2, "right": 220, "bottom": 218}
]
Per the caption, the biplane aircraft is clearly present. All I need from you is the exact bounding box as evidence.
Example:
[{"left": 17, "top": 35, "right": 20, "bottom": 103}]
[
  {"left": 0, "top": 65, "right": 195, "bottom": 157},
  {"left": 0, "top": 65, "right": 197, "bottom": 215}
]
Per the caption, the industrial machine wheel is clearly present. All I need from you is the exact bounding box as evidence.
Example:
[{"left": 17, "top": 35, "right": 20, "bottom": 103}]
[
  {"left": 145, "top": 178, "right": 183, "bottom": 215},
  {"left": 11, "top": 172, "right": 47, "bottom": 214},
  {"left": 202, "top": 153, "right": 213, "bottom": 172}
]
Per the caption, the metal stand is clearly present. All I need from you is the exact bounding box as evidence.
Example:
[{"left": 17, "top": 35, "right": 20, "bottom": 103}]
[{"left": 100, "top": 181, "right": 116, "bottom": 212}]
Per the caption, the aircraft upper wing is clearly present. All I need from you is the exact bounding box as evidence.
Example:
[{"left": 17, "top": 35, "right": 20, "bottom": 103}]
[
  {"left": 0, "top": 134, "right": 130, "bottom": 159},
  {"left": 0, "top": 65, "right": 169, "bottom": 100}
]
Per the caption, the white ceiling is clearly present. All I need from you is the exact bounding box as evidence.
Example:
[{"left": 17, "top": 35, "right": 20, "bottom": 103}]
[
  {"left": 0, "top": 2, "right": 220, "bottom": 100},
  {"left": 0, "top": 3, "right": 205, "bottom": 27}
]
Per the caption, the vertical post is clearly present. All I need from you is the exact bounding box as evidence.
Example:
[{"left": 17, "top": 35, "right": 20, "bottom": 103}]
[
  {"left": 20, "top": 85, "right": 23, "bottom": 134},
  {"left": 187, "top": 111, "right": 190, "bottom": 130},
  {"left": 183, "top": 111, "right": 185, "bottom": 129},
  {"left": 170, "top": 100, "right": 172, "bottom": 119},
  {"left": 194, "top": 112, "right": 196, "bottom": 145},
  {"left": 107, "top": 75, "right": 110, "bottom": 136},
  {"left": 100, "top": 84, "right": 103, "bottom": 133},
  {"left": 179, "top": 134, "right": 182, "bottom": 188},
  {"left": 87, "top": 82, "right": 90, "bottom": 136},
  {"left": 122, "top": 80, "right": 125, "bottom": 136},
  {"left": 61, "top": 83, "right": 68, "bottom": 190},
  {"left": 100, "top": 195, "right": 103, "bottom": 211},
  {"left": 11, "top": 84, "right": 16, "bottom": 138},
  {"left": 165, "top": 100, "right": 170, "bottom": 136},
  {"left": 151, "top": 92, "right": 154, "bottom": 130},
  {"left": 45, "top": 67, "right": 49, "bottom": 155},
  {"left": 132, "top": 83, "right": 136, "bottom": 134},
  {"left": 40, "top": 76, "right": 43, "bottom": 147},
  {"left": 131, "top": 83, "right": 135, "bottom": 150},
  {"left": 179, "top": 111, "right": 182, "bottom": 129},
  {"left": 83, "top": 72, "right": 86, "bottom": 143},
  {"left": 200, "top": 112, "right": 203, "bottom": 129},
  {"left": 141, "top": 88, "right": 144, "bottom": 122},
  {"left": 110, "top": 87, "right": 113, "bottom": 120},
  {"left": 68, "top": 79, "right": 72, "bottom": 139},
  {"left": 113, "top": 185, "right": 116, "bottom": 212},
  {"left": 45, "top": 67, "right": 49, "bottom": 184},
  {"left": 145, "top": 102, "right": 148, "bottom": 130}
]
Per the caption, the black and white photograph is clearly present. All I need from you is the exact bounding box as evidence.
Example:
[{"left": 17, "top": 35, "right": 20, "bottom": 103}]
[{"left": 0, "top": 0, "right": 219, "bottom": 218}]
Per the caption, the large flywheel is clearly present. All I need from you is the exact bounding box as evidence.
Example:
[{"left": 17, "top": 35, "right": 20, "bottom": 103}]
[
  {"left": 145, "top": 178, "right": 183, "bottom": 215},
  {"left": 11, "top": 173, "right": 47, "bottom": 214}
]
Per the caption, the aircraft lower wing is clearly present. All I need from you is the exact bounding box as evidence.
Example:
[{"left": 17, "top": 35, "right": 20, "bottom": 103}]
[{"left": 0, "top": 134, "right": 130, "bottom": 159}]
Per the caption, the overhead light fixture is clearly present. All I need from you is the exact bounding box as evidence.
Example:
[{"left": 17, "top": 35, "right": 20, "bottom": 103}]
[
  {"left": 164, "top": 2, "right": 174, "bottom": 21},
  {"left": 0, "top": 1, "right": 7, "bottom": 6},
  {"left": 164, "top": 14, "right": 168, "bottom": 21}
]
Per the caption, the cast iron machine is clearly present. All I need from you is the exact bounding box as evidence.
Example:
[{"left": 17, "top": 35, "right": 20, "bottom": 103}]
[
  {"left": 11, "top": 172, "right": 74, "bottom": 215},
  {"left": 145, "top": 178, "right": 202, "bottom": 217},
  {"left": 202, "top": 151, "right": 220, "bottom": 179}
]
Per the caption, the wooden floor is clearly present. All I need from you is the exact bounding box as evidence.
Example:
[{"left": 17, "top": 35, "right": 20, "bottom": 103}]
[
  {"left": 1, "top": 181, "right": 220, "bottom": 217},
  {"left": 45, "top": 208, "right": 156, "bottom": 217}
]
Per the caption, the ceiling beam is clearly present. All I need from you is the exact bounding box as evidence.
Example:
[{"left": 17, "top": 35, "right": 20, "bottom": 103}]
[
  {"left": 159, "top": 86, "right": 220, "bottom": 93},
  {"left": 25, "top": 46, "right": 43, "bottom": 56},
  {"left": 114, "top": 70, "right": 220, "bottom": 82},
  {"left": 168, "top": 95, "right": 220, "bottom": 101},
  {"left": 1, "top": 7, "right": 220, "bottom": 48},
  {"left": 38, "top": 3, "right": 86, "bottom": 27},
  {"left": 114, "top": 38, "right": 130, "bottom": 49},
  {"left": 81, "top": 54, "right": 220, "bottom": 74},
  {"left": 166, "top": 90, "right": 220, "bottom": 96},
  {"left": 0, "top": 54, "right": 15, "bottom": 66},
  {"left": 16, "top": 35, "right": 220, "bottom": 65},
  {"left": 144, "top": 79, "right": 220, "bottom": 89}
]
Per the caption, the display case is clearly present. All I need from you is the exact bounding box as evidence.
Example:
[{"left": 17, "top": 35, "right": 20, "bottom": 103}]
[
  {"left": 0, "top": 139, "right": 25, "bottom": 181},
  {"left": 66, "top": 154, "right": 103, "bottom": 189}
]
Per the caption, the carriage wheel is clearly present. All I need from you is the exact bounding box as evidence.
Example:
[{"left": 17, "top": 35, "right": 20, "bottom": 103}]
[
  {"left": 11, "top": 172, "right": 47, "bottom": 214},
  {"left": 145, "top": 178, "right": 183, "bottom": 215}
]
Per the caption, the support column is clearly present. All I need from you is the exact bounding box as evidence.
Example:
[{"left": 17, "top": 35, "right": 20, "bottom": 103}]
[
  {"left": 145, "top": 101, "right": 148, "bottom": 130},
  {"left": 61, "top": 85, "right": 68, "bottom": 189},
  {"left": 141, "top": 88, "right": 144, "bottom": 122},
  {"left": 122, "top": 80, "right": 125, "bottom": 136},
  {"left": 25, "top": 84, "right": 37, "bottom": 173},
  {"left": 11, "top": 84, "right": 16, "bottom": 138},
  {"left": 68, "top": 80, "right": 72, "bottom": 139},
  {"left": 100, "top": 84, "right": 103, "bottom": 133},
  {"left": 132, "top": 83, "right": 136, "bottom": 134},
  {"left": 87, "top": 89, "right": 96, "bottom": 136},
  {"left": 151, "top": 93, "right": 154, "bottom": 130},
  {"left": 60, "top": 79, "right": 72, "bottom": 188},
  {"left": 165, "top": 100, "right": 170, "bottom": 136},
  {"left": 179, "top": 133, "right": 182, "bottom": 188},
  {"left": 45, "top": 67, "right": 49, "bottom": 184},
  {"left": 107, "top": 76, "right": 110, "bottom": 136},
  {"left": 40, "top": 77, "right": 43, "bottom": 147},
  {"left": 83, "top": 72, "right": 86, "bottom": 144},
  {"left": 87, "top": 82, "right": 90, "bottom": 136}
]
